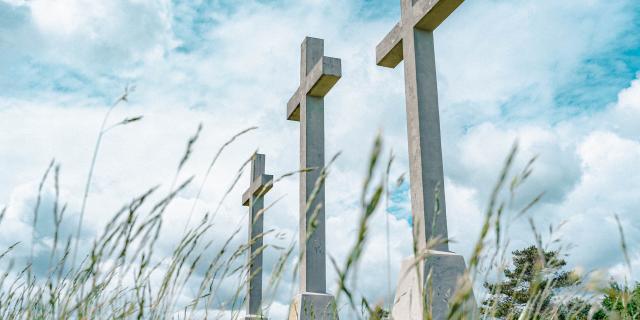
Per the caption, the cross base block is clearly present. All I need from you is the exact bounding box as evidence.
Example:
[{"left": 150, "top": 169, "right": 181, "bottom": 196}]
[
  {"left": 392, "top": 251, "right": 477, "bottom": 320},
  {"left": 244, "top": 315, "right": 267, "bottom": 320},
  {"left": 288, "top": 292, "right": 339, "bottom": 320}
]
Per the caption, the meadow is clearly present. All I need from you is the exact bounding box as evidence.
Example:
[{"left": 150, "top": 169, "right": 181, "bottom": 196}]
[{"left": 0, "top": 91, "right": 637, "bottom": 320}]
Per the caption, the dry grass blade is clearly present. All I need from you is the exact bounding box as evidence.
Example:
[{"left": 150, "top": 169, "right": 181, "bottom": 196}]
[
  {"left": 468, "top": 142, "right": 518, "bottom": 270},
  {"left": 31, "top": 158, "right": 56, "bottom": 267},
  {"left": 73, "top": 86, "right": 136, "bottom": 268},
  {"left": 184, "top": 126, "right": 258, "bottom": 232},
  {"left": 334, "top": 134, "right": 385, "bottom": 316},
  {"left": 178, "top": 122, "right": 203, "bottom": 172},
  {"left": 614, "top": 213, "right": 632, "bottom": 275}
]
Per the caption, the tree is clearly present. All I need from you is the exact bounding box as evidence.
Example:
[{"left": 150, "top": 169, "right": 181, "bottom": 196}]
[
  {"left": 600, "top": 282, "right": 640, "bottom": 319},
  {"left": 557, "top": 282, "right": 640, "bottom": 320},
  {"left": 368, "top": 305, "right": 390, "bottom": 320},
  {"left": 481, "top": 245, "right": 579, "bottom": 319},
  {"left": 557, "top": 297, "right": 596, "bottom": 320}
]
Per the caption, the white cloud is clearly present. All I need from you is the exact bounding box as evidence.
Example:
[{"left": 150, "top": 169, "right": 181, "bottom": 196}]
[{"left": 0, "top": 0, "right": 639, "bottom": 318}]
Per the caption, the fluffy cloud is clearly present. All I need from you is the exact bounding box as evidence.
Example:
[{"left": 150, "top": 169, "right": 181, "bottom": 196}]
[{"left": 0, "top": 0, "right": 639, "bottom": 318}]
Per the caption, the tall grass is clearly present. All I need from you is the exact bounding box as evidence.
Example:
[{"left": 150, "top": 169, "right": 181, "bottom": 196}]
[
  {"left": 0, "top": 95, "right": 636, "bottom": 319},
  {"left": 73, "top": 85, "right": 141, "bottom": 268}
]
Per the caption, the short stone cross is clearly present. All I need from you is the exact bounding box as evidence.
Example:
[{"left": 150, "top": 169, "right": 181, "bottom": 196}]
[
  {"left": 286, "top": 37, "right": 341, "bottom": 320},
  {"left": 376, "top": 0, "right": 477, "bottom": 318},
  {"left": 242, "top": 153, "right": 273, "bottom": 320},
  {"left": 287, "top": 36, "right": 341, "bottom": 294}
]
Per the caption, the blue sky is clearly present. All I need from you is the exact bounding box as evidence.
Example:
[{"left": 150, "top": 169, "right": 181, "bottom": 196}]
[
  {"left": 1, "top": 0, "right": 640, "bottom": 318},
  {"left": 3, "top": 0, "right": 640, "bottom": 110}
]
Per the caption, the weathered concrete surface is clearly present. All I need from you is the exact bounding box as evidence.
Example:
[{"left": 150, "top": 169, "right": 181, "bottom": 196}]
[
  {"left": 286, "top": 37, "right": 341, "bottom": 295},
  {"left": 376, "top": 0, "right": 464, "bottom": 68},
  {"left": 377, "top": 0, "right": 464, "bottom": 254},
  {"left": 288, "top": 292, "right": 339, "bottom": 320},
  {"left": 242, "top": 173, "right": 273, "bottom": 206},
  {"left": 391, "top": 251, "right": 477, "bottom": 320},
  {"left": 242, "top": 153, "right": 273, "bottom": 319},
  {"left": 287, "top": 56, "right": 341, "bottom": 121},
  {"left": 376, "top": 1, "right": 476, "bottom": 318}
]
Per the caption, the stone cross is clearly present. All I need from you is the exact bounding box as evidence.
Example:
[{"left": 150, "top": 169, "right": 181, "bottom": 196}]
[
  {"left": 376, "top": 0, "right": 463, "bottom": 253},
  {"left": 286, "top": 37, "right": 341, "bottom": 294},
  {"left": 242, "top": 153, "right": 273, "bottom": 319}
]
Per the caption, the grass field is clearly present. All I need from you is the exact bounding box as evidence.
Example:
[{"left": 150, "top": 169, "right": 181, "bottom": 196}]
[{"left": 0, "top": 94, "right": 636, "bottom": 320}]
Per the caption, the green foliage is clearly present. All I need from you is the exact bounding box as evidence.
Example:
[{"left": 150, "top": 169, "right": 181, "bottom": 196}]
[
  {"left": 482, "top": 244, "right": 640, "bottom": 320},
  {"left": 600, "top": 282, "right": 640, "bottom": 319},
  {"left": 481, "top": 245, "right": 580, "bottom": 319},
  {"left": 555, "top": 282, "right": 640, "bottom": 320},
  {"left": 557, "top": 298, "right": 596, "bottom": 320},
  {"left": 367, "top": 305, "right": 389, "bottom": 320}
]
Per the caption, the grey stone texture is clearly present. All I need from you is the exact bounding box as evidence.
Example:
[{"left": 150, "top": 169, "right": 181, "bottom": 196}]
[
  {"left": 376, "top": 0, "right": 476, "bottom": 318},
  {"left": 377, "top": 0, "right": 464, "bottom": 253},
  {"left": 288, "top": 293, "right": 339, "bottom": 320},
  {"left": 287, "top": 37, "right": 341, "bottom": 294},
  {"left": 391, "top": 252, "right": 477, "bottom": 320},
  {"left": 242, "top": 153, "right": 273, "bottom": 319}
]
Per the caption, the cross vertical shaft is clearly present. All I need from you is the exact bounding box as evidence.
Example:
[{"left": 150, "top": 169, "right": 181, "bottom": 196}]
[
  {"left": 376, "top": 2, "right": 478, "bottom": 318},
  {"left": 299, "top": 38, "right": 326, "bottom": 294},
  {"left": 376, "top": 0, "right": 463, "bottom": 253},
  {"left": 242, "top": 153, "right": 273, "bottom": 318},
  {"left": 402, "top": 28, "right": 449, "bottom": 252},
  {"left": 287, "top": 37, "right": 341, "bottom": 294},
  {"left": 300, "top": 93, "right": 326, "bottom": 293}
]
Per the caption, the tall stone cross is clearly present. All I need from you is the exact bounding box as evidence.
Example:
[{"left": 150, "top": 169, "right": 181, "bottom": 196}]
[
  {"left": 376, "top": 0, "right": 464, "bottom": 253},
  {"left": 242, "top": 153, "right": 273, "bottom": 319},
  {"left": 286, "top": 37, "right": 341, "bottom": 294}
]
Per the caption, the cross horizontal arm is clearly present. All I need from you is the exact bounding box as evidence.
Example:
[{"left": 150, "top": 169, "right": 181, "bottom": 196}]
[
  {"left": 242, "top": 174, "right": 274, "bottom": 206},
  {"left": 376, "top": 22, "right": 403, "bottom": 68},
  {"left": 286, "top": 56, "right": 342, "bottom": 121},
  {"left": 286, "top": 87, "right": 303, "bottom": 121},
  {"left": 376, "top": 0, "right": 464, "bottom": 68},
  {"left": 307, "top": 56, "right": 341, "bottom": 97},
  {"left": 412, "top": 0, "right": 463, "bottom": 31}
]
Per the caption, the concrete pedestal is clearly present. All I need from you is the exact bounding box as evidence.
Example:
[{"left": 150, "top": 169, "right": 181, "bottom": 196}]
[
  {"left": 288, "top": 292, "right": 339, "bottom": 320},
  {"left": 244, "top": 316, "right": 267, "bottom": 320},
  {"left": 391, "top": 251, "right": 477, "bottom": 320}
]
